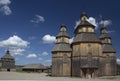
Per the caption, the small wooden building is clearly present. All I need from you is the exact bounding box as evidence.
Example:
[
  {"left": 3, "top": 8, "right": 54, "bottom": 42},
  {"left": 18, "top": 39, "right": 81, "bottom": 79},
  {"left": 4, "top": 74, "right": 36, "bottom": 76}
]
[
  {"left": 22, "top": 64, "right": 47, "bottom": 73},
  {"left": 52, "top": 24, "right": 72, "bottom": 76},
  {"left": 1, "top": 50, "right": 15, "bottom": 71}
]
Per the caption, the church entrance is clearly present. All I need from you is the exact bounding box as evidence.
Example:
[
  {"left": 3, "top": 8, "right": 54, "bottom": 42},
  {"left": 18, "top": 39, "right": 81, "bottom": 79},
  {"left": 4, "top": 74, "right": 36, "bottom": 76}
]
[{"left": 81, "top": 68, "right": 96, "bottom": 78}]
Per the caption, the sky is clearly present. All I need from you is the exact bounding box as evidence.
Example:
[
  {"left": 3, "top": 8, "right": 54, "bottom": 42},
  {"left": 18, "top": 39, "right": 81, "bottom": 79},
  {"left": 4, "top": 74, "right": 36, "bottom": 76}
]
[{"left": 0, "top": 0, "right": 120, "bottom": 66}]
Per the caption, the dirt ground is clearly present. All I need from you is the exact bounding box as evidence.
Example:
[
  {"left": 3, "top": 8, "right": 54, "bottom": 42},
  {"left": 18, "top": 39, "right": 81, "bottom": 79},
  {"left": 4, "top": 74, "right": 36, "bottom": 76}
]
[{"left": 0, "top": 72, "right": 119, "bottom": 81}]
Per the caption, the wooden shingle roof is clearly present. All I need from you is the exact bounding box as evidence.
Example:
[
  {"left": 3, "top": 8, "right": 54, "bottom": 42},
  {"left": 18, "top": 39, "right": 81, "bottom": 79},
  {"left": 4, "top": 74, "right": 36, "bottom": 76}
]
[
  {"left": 1, "top": 50, "right": 14, "bottom": 59},
  {"left": 73, "top": 33, "right": 101, "bottom": 43},
  {"left": 56, "top": 24, "right": 70, "bottom": 38},
  {"left": 99, "top": 33, "right": 111, "bottom": 39},
  {"left": 52, "top": 43, "right": 72, "bottom": 52},
  {"left": 22, "top": 64, "right": 46, "bottom": 69},
  {"left": 56, "top": 31, "right": 70, "bottom": 38},
  {"left": 102, "top": 44, "right": 116, "bottom": 53},
  {"left": 78, "top": 20, "right": 95, "bottom": 27}
]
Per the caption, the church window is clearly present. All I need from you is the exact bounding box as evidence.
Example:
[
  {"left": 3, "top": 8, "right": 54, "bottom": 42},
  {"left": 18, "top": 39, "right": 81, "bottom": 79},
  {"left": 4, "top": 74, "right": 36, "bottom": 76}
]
[
  {"left": 79, "top": 29, "right": 82, "bottom": 32},
  {"left": 86, "top": 28, "right": 88, "bottom": 32},
  {"left": 83, "top": 27, "right": 86, "bottom": 32}
]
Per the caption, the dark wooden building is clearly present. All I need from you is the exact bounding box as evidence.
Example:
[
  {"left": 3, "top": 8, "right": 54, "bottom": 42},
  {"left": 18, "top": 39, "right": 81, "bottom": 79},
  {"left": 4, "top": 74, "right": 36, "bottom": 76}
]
[
  {"left": 1, "top": 50, "right": 15, "bottom": 71},
  {"left": 52, "top": 12, "right": 116, "bottom": 78}
]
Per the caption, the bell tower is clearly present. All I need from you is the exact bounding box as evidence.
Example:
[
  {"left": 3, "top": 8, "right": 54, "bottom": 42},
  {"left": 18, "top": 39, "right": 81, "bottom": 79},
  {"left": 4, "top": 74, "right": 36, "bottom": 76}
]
[
  {"left": 52, "top": 24, "right": 72, "bottom": 76},
  {"left": 99, "top": 25, "right": 116, "bottom": 76}
]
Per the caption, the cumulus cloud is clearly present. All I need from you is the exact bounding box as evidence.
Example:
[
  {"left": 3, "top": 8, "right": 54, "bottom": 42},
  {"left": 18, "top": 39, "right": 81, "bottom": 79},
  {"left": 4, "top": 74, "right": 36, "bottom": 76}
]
[
  {"left": 0, "top": 35, "right": 29, "bottom": 56},
  {"left": 99, "top": 20, "right": 112, "bottom": 27},
  {"left": 41, "top": 52, "right": 48, "bottom": 56},
  {"left": 27, "top": 54, "right": 37, "bottom": 58},
  {"left": 0, "top": 0, "right": 11, "bottom": 5},
  {"left": 30, "top": 15, "right": 45, "bottom": 24},
  {"left": 0, "top": 5, "right": 11, "bottom": 15},
  {"left": 117, "top": 58, "right": 120, "bottom": 65},
  {"left": 0, "top": 0, "right": 12, "bottom": 15},
  {"left": 74, "top": 17, "right": 98, "bottom": 29},
  {"left": 43, "top": 35, "right": 74, "bottom": 44},
  {"left": 42, "top": 34, "right": 56, "bottom": 44},
  {"left": 87, "top": 17, "right": 98, "bottom": 29},
  {"left": 10, "top": 48, "right": 25, "bottom": 56},
  {"left": 0, "top": 35, "right": 29, "bottom": 48}
]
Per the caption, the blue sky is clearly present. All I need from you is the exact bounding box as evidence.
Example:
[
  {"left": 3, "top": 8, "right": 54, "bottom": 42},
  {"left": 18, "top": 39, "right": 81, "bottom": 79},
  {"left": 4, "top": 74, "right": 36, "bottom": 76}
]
[{"left": 0, "top": 0, "right": 120, "bottom": 66}]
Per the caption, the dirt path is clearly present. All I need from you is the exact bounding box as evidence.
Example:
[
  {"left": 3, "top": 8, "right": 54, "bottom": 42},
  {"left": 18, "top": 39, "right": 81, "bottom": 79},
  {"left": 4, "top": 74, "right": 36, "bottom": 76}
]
[{"left": 0, "top": 72, "right": 119, "bottom": 81}]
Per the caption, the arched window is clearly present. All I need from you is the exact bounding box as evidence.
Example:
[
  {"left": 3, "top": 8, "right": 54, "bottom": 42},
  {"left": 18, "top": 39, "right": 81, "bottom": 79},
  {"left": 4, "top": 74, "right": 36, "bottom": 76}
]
[{"left": 86, "top": 28, "right": 88, "bottom": 32}]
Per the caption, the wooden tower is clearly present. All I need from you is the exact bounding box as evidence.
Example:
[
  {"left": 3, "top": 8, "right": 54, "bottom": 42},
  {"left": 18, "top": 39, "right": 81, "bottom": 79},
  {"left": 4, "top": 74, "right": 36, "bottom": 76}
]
[{"left": 52, "top": 24, "right": 72, "bottom": 76}]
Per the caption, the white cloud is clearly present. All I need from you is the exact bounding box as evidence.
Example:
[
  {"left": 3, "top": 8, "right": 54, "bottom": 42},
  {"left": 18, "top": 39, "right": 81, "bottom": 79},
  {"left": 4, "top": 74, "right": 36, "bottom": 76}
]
[
  {"left": 0, "top": 5, "right": 11, "bottom": 15},
  {"left": 27, "top": 54, "right": 37, "bottom": 58},
  {"left": 10, "top": 48, "right": 25, "bottom": 56},
  {"left": 99, "top": 20, "right": 112, "bottom": 27},
  {"left": 74, "top": 20, "right": 80, "bottom": 29},
  {"left": 117, "top": 58, "right": 120, "bottom": 65},
  {"left": 41, "top": 52, "right": 48, "bottom": 56},
  {"left": 0, "top": 35, "right": 29, "bottom": 48},
  {"left": 87, "top": 17, "right": 98, "bottom": 29},
  {"left": 0, "top": 35, "right": 29, "bottom": 56},
  {"left": 42, "top": 34, "right": 56, "bottom": 44},
  {"left": 69, "top": 37, "right": 74, "bottom": 44},
  {"left": 30, "top": 15, "right": 45, "bottom": 23},
  {"left": 0, "top": 0, "right": 11, "bottom": 5},
  {"left": 0, "top": 0, "right": 12, "bottom": 15},
  {"left": 74, "top": 17, "right": 98, "bottom": 29}
]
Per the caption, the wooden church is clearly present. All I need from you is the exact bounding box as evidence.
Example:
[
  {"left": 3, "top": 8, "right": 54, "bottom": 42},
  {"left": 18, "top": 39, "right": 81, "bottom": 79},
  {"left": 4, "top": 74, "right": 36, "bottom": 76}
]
[
  {"left": 52, "top": 12, "right": 116, "bottom": 78},
  {"left": 0, "top": 50, "right": 15, "bottom": 71}
]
